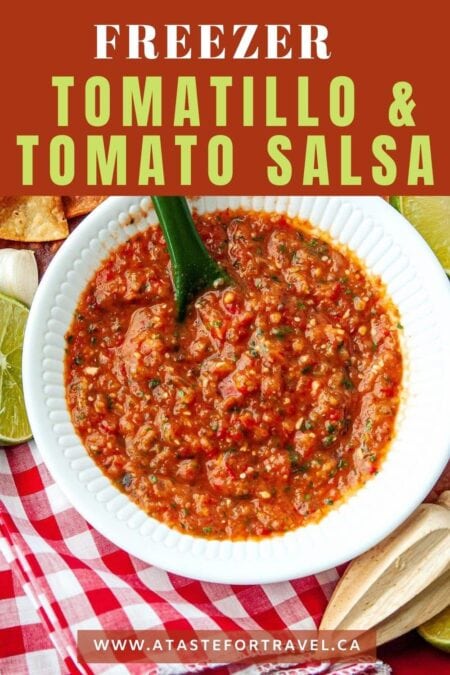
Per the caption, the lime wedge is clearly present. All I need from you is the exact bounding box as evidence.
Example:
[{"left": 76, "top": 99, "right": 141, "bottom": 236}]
[
  {"left": 0, "top": 291, "right": 32, "bottom": 445},
  {"left": 390, "top": 196, "right": 450, "bottom": 274},
  {"left": 418, "top": 605, "right": 450, "bottom": 653}
]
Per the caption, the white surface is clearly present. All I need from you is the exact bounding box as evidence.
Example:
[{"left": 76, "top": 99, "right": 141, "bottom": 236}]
[{"left": 23, "top": 196, "right": 450, "bottom": 583}]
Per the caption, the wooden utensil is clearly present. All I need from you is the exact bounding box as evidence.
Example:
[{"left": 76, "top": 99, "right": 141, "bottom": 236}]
[{"left": 320, "top": 491, "right": 450, "bottom": 645}]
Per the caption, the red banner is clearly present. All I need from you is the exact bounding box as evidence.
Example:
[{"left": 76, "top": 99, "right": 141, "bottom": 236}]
[{"left": 0, "top": 1, "right": 448, "bottom": 193}]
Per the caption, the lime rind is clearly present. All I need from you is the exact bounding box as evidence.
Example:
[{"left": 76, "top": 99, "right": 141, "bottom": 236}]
[{"left": 389, "top": 195, "right": 403, "bottom": 213}]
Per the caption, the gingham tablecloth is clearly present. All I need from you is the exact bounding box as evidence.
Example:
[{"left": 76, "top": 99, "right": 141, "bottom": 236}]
[{"left": 0, "top": 442, "right": 391, "bottom": 675}]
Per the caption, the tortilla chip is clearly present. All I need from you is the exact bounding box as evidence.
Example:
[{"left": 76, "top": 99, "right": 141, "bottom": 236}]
[
  {"left": 63, "top": 196, "right": 107, "bottom": 219},
  {"left": 0, "top": 196, "right": 69, "bottom": 242}
]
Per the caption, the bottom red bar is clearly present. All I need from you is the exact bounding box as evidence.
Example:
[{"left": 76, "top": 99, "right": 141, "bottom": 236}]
[{"left": 77, "top": 629, "right": 376, "bottom": 665}]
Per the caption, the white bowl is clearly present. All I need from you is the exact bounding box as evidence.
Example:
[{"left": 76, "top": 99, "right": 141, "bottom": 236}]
[{"left": 23, "top": 196, "right": 450, "bottom": 583}]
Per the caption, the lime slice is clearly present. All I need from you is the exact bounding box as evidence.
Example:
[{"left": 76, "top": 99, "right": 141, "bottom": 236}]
[
  {"left": 0, "top": 291, "right": 32, "bottom": 445},
  {"left": 418, "top": 605, "right": 450, "bottom": 653},
  {"left": 390, "top": 196, "right": 450, "bottom": 274}
]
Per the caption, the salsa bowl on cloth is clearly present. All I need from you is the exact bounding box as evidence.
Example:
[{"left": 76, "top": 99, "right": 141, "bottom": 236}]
[{"left": 23, "top": 196, "right": 450, "bottom": 583}]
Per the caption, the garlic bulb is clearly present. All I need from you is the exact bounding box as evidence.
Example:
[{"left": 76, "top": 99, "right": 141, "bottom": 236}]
[{"left": 0, "top": 249, "right": 38, "bottom": 306}]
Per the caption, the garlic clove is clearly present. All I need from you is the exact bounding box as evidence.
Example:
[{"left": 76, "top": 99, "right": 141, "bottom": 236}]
[{"left": 0, "top": 249, "right": 39, "bottom": 306}]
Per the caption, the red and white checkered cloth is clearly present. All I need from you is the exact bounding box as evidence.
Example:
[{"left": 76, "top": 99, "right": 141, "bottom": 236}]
[{"left": 0, "top": 442, "right": 391, "bottom": 675}]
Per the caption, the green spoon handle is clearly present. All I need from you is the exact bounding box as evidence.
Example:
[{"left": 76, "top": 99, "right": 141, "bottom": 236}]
[{"left": 152, "top": 196, "right": 229, "bottom": 320}]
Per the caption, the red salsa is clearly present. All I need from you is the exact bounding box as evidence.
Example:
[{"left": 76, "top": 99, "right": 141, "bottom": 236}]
[{"left": 65, "top": 210, "right": 403, "bottom": 539}]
